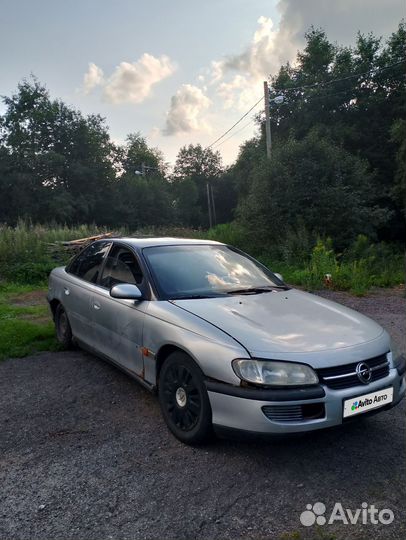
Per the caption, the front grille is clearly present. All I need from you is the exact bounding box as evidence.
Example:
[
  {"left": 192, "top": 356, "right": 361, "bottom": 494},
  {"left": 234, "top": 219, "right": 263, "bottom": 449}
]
[
  {"left": 262, "top": 403, "right": 325, "bottom": 423},
  {"left": 317, "top": 353, "right": 390, "bottom": 390}
]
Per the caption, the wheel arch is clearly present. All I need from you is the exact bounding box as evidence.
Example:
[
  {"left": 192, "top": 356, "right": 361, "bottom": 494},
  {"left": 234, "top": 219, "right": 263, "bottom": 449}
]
[
  {"left": 155, "top": 344, "right": 202, "bottom": 384},
  {"left": 49, "top": 298, "right": 61, "bottom": 320}
]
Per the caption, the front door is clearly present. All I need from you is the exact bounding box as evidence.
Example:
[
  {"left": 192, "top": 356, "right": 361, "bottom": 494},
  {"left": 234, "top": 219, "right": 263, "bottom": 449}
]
[{"left": 91, "top": 244, "right": 148, "bottom": 376}]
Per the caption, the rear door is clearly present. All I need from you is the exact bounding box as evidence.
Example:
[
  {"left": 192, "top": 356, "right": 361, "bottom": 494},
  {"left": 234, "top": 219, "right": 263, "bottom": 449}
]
[
  {"left": 91, "top": 243, "right": 148, "bottom": 376},
  {"left": 63, "top": 241, "right": 111, "bottom": 346}
]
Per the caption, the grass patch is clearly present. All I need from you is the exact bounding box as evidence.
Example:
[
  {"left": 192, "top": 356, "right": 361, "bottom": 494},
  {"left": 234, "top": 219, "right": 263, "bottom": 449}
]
[{"left": 0, "top": 283, "right": 60, "bottom": 360}]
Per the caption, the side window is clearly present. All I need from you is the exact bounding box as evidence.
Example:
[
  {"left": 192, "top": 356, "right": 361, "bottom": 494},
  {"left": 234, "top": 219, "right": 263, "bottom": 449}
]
[
  {"left": 68, "top": 241, "right": 111, "bottom": 284},
  {"left": 100, "top": 245, "right": 143, "bottom": 289}
]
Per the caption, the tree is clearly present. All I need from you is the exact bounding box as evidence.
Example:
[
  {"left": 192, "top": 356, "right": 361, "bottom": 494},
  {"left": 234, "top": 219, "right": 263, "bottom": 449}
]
[
  {"left": 238, "top": 130, "right": 389, "bottom": 254},
  {"left": 120, "top": 133, "right": 166, "bottom": 176},
  {"left": 391, "top": 119, "right": 406, "bottom": 219},
  {"left": 112, "top": 134, "right": 173, "bottom": 228},
  {"left": 0, "top": 77, "right": 116, "bottom": 224},
  {"left": 249, "top": 22, "right": 406, "bottom": 244},
  {"left": 172, "top": 178, "right": 199, "bottom": 227},
  {"left": 228, "top": 136, "right": 264, "bottom": 199},
  {"left": 172, "top": 144, "right": 223, "bottom": 227}
]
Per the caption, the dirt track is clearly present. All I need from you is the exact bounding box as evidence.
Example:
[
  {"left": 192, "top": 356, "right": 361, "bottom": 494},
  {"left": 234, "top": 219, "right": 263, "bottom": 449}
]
[{"left": 0, "top": 289, "right": 405, "bottom": 540}]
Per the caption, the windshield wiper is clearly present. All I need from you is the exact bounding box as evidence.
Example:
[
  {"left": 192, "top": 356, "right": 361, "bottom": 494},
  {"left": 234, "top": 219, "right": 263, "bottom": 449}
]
[{"left": 226, "top": 286, "right": 288, "bottom": 295}]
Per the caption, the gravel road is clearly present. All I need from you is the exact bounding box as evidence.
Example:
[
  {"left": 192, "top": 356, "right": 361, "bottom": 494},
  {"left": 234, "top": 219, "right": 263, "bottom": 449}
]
[{"left": 0, "top": 289, "right": 405, "bottom": 540}]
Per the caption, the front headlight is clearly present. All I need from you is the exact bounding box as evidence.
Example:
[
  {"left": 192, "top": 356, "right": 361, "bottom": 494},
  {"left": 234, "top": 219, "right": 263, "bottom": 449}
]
[{"left": 232, "top": 359, "right": 319, "bottom": 387}]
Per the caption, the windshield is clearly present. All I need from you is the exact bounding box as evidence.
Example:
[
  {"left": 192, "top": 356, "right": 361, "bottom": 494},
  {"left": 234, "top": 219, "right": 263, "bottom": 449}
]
[{"left": 143, "top": 244, "right": 286, "bottom": 299}]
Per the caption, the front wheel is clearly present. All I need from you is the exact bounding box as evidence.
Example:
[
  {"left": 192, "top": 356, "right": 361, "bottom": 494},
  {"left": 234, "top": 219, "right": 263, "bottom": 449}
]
[
  {"left": 158, "top": 352, "right": 213, "bottom": 445},
  {"left": 55, "top": 304, "right": 73, "bottom": 348}
]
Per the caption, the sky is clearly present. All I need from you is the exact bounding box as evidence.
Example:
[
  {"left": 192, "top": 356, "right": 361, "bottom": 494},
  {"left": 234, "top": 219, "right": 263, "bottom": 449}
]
[{"left": 1, "top": 0, "right": 404, "bottom": 165}]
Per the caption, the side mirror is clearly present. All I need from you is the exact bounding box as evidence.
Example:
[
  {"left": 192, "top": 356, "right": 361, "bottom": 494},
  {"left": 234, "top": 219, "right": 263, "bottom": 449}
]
[
  {"left": 110, "top": 283, "right": 143, "bottom": 300},
  {"left": 274, "top": 272, "right": 284, "bottom": 283}
]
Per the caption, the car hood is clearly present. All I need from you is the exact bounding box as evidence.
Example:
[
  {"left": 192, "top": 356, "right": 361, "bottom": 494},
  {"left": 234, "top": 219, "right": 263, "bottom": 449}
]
[{"left": 171, "top": 289, "right": 384, "bottom": 357}]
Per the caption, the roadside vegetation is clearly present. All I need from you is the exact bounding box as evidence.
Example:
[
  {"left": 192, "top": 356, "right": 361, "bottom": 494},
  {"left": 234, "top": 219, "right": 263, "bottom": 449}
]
[
  {"left": 0, "top": 222, "right": 404, "bottom": 297},
  {"left": 208, "top": 224, "right": 404, "bottom": 296}
]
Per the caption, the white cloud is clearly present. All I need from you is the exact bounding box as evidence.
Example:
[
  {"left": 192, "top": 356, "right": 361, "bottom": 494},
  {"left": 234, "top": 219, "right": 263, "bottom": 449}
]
[
  {"left": 163, "top": 84, "right": 211, "bottom": 136},
  {"left": 210, "top": 1, "right": 403, "bottom": 111},
  {"left": 104, "top": 53, "right": 175, "bottom": 104},
  {"left": 217, "top": 75, "right": 260, "bottom": 110},
  {"left": 213, "top": 16, "right": 281, "bottom": 80},
  {"left": 82, "top": 53, "right": 175, "bottom": 104},
  {"left": 210, "top": 16, "right": 290, "bottom": 110},
  {"left": 83, "top": 62, "right": 104, "bottom": 94},
  {"left": 149, "top": 126, "right": 161, "bottom": 139}
]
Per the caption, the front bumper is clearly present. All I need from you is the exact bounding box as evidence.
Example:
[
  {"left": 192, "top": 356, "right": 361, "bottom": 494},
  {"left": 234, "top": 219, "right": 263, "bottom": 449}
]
[{"left": 207, "top": 363, "right": 406, "bottom": 435}]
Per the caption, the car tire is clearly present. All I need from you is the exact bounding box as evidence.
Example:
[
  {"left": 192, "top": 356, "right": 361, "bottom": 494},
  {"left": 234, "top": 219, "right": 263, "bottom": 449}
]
[
  {"left": 158, "top": 351, "right": 213, "bottom": 445},
  {"left": 55, "top": 304, "right": 74, "bottom": 348}
]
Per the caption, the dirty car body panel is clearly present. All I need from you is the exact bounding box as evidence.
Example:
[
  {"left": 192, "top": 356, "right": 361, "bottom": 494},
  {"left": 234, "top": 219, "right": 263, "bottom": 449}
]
[{"left": 48, "top": 238, "right": 406, "bottom": 439}]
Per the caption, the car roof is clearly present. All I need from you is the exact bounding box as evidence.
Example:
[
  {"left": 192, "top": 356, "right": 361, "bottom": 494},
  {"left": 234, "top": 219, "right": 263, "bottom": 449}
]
[{"left": 109, "top": 237, "right": 224, "bottom": 249}]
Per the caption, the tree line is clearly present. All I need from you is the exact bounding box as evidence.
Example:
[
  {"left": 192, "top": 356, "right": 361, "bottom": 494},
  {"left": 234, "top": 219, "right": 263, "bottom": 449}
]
[{"left": 0, "top": 23, "right": 404, "bottom": 258}]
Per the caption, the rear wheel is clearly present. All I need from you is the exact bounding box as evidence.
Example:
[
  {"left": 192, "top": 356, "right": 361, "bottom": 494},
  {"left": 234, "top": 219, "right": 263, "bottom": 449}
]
[
  {"left": 55, "top": 304, "right": 73, "bottom": 348},
  {"left": 158, "top": 351, "right": 213, "bottom": 444}
]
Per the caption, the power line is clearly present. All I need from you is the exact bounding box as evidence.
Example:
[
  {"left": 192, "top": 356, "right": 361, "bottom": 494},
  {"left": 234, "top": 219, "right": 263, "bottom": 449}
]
[
  {"left": 215, "top": 118, "right": 256, "bottom": 147},
  {"left": 207, "top": 60, "right": 405, "bottom": 152},
  {"left": 273, "top": 72, "right": 406, "bottom": 107},
  {"left": 212, "top": 117, "right": 257, "bottom": 149},
  {"left": 212, "top": 87, "right": 360, "bottom": 149},
  {"left": 207, "top": 96, "right": 263, "bottom": 149},
  {"left": 270, "top": 60, "right": 405, "bottom": 94}
]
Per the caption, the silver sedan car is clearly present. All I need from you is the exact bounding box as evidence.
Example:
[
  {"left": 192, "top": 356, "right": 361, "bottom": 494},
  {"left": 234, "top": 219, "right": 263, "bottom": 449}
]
[{"left": 48, "top": 237, "right": 406, "bottom": 444}]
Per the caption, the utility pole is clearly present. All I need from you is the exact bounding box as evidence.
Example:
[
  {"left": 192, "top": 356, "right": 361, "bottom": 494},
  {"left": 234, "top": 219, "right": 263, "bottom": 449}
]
[
  {"left": 141, "top": 162, "right": 146, "bottom": 176},
  {"left": 210, "top": 184, "right": 216, "bottom": 226},
  {"left": 264, "top": 81, "right": 272, "bottom": 159},
  {"left": 206, "top": 182, "right": 213, "bottom": 228}
]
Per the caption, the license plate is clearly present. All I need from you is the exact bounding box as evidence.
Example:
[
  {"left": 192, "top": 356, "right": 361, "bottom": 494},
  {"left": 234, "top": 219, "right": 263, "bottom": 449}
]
[{"left": 343, "top": 387, "right": 394, "bottom": 418}]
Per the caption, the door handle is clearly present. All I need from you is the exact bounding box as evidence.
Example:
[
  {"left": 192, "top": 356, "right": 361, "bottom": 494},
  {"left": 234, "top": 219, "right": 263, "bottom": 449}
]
[
  {"left": 64, "top": 287, "right": 70, "bottom": 296},
  {"left": 93, "top": 302, "right": 101, "bottom": 310}
]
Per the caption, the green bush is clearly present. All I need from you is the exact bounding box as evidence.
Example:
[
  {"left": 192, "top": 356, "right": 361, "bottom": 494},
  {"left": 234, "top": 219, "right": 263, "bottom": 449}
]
[
  {"left": 278, "top": 222, "right": 315, "bottom": 267},
  {"left": 308, "top": 238, "right": 337, "bottom": 282},
  {"left": 258, "top": 236, "right": 404, "bottom": 295},
  {"left": 0, "top": 221, "right": 101, "bottom": 284},
  {"left": 206, "top": 222, "right": 249, "bottom": 250},
  {"left": 7, "top": 262, "right": 56, "bottom": 285}
]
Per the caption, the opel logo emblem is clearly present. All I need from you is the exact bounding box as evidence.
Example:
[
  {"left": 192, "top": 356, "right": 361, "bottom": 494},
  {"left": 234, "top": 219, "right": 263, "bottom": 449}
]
[{"left": 356, "top": 362, "right": 372, "bottom": 384}]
